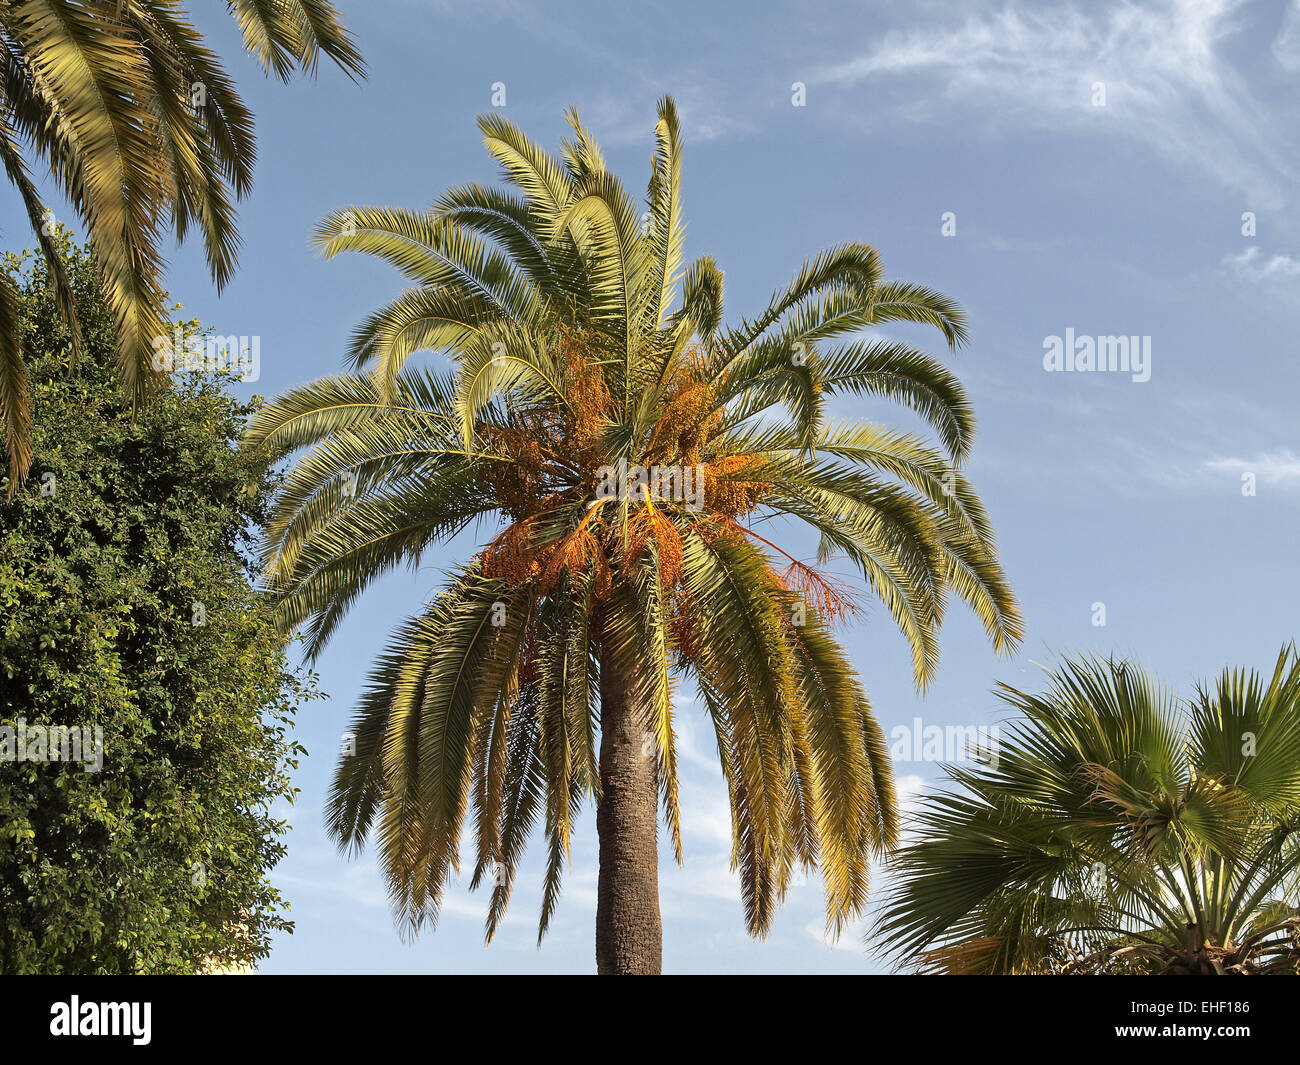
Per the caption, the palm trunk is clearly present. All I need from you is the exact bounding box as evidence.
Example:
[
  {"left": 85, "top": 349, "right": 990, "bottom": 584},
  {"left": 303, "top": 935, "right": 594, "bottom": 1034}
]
[{"left": 595, "top": 638, "right": 662, "bottom": 974}]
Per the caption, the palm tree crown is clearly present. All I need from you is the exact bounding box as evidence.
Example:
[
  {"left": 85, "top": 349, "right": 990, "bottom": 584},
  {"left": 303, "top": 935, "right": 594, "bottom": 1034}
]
[
  {"left": 0, "top": 0, "right": 363, "bottom": 492},
  {"left": 876, "top": 650, "right": 1300, "bottom": 974},
  {"left": 246, "top": 98, "right": 1022, "bottom": 955}
]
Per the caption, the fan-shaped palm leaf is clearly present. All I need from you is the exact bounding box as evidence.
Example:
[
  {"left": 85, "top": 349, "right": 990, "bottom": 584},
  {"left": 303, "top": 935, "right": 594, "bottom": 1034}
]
[{"left": 876, "top": 650, "right": 1300, "bottom": 974}]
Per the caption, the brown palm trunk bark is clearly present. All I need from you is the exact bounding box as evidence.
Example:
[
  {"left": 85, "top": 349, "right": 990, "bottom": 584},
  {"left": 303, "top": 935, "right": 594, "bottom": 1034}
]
[{"left": 595, "top": 637, "right": 662, "bottom": 974}]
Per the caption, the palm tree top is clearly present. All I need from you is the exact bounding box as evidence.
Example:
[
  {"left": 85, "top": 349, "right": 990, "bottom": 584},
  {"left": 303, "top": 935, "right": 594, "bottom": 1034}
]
[
  {"left": 257, "top": 96, "right": 1020, "bottom": 675},
  {"left": 246, "top": 97, "right": 1022, "bottom": 949}
]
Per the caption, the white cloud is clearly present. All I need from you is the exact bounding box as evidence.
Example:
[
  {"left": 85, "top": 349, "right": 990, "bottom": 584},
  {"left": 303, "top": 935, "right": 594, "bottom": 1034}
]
[
  {"left": 1204, "top": 449, "right": 1300, "bottom": 484},
  {"left": 804, "top": 915, "right": 871, "bottom": 951},
  {"left": 894, "top": 772, "right": 928, "bottom": 812},
  {"left": 275, "top": 865, "right": 389, "bottom": 910},
  {"left": 812, "top": 0, "right": 1299, "bottom": 209},
  {"left": 1220, "top": 245, "right": 1300, "bottom": 285}
]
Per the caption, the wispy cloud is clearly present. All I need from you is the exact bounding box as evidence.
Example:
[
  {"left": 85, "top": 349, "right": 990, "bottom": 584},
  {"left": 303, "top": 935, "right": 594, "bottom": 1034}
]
[
  {"left": 395, "top": 0, "right": 753, "bottom": 147},
  {"left": 564, "top": 77, "right": 757, "bottom": 147},
  {"left": 804, "top": 915, "right": 871, "bottom": 951},
  {"left": 1205, "top": 449, "right": 1300, "bottom": 485},
  {"left": 812, "top": 0, "right": 1299, "bottom": 209},
  {"left": 1220, "top": 246, "right": 1300, "bottom": 289},
  {"left": 1274, "top": 0, "right": 1300, "bottom": 70}
]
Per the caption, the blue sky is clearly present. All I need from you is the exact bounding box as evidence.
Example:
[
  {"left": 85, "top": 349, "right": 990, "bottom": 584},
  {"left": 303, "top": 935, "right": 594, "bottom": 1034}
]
[{"left": 10, "top": 0, "right": 1300, "bottom": 974}]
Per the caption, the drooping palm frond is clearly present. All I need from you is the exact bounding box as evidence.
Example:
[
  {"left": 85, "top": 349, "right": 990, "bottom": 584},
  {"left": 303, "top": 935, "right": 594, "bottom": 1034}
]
[
  {"left": 225, "top": 0, "right": 364, "bottom": 80},
  {"left": 0, "top": 268, "right": 30, "bottom": 492},
  {"left": 876, "top": 650, "right": 1300, "bottom": 975},
  {"left": 254, "top": 97, "right": 1020, "bottom": 943},
  {"left": 0, "top": 0, "right": 363, "bottom": 489}
]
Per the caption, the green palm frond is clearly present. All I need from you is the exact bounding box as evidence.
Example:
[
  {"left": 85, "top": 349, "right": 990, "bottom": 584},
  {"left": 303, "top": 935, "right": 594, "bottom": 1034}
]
[
  {"left": 225, "top": 0, "right": 363, "bottom": 80},
  {"left": 644, "top": 95, "right": 685, "bottom": 332},
  {"left": 0, "top": 114, "right": 82, "bottom": 370},
  {"left": 0, "top": 0, "right": 362, "bottom": 488},
  {"left": 868, "top": 279, "right": 969, "bottom": 349},
  {"left": 677, "top": 254, "right": 724, "bottom": 346},
  {"left": 877, "top": 650, "right": 1300, "bottom": 974}
]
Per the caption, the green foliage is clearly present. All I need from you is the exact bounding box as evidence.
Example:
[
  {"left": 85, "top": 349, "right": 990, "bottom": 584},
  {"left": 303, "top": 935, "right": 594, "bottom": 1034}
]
[
  {"left": 0, "top": 238, "right": 319, "bottom": 974},
  {"left": 876, "top": 650, "right": 1300, "bottom": 974}
]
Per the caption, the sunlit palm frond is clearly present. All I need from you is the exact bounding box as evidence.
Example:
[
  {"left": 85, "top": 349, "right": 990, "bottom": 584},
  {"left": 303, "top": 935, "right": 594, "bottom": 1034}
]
[{"left": 0, "top": 0, "right": 361, "bottom": 486}]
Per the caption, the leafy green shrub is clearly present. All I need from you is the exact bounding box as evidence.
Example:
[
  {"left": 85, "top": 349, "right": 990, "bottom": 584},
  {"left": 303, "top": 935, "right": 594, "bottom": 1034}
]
[{"left": 0, "top": 236, "right": 319, "bottom": 974}]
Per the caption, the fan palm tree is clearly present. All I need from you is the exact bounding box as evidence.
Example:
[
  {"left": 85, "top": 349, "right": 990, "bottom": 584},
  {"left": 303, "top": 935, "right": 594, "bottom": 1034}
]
[
  {"left": 0, "top": 0, "right": 364, "bottom": 493},
  {"left": 245, "top": 98, "right": 1022, "bottom": 974},
  {"left": 876, "top": 649, "right": 1300, "bottom": 974}
]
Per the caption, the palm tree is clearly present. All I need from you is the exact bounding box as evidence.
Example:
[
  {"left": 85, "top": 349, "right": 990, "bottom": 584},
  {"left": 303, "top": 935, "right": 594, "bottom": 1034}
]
[
  {"left": 875, "top": 649, "right": 1300, "bottom": 975},
  {"left": 245, "top": 98, "right": 1022, "bottom": 974},
  {"left": 0, "top": 0, "right": 363, "bottom": 492}
]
